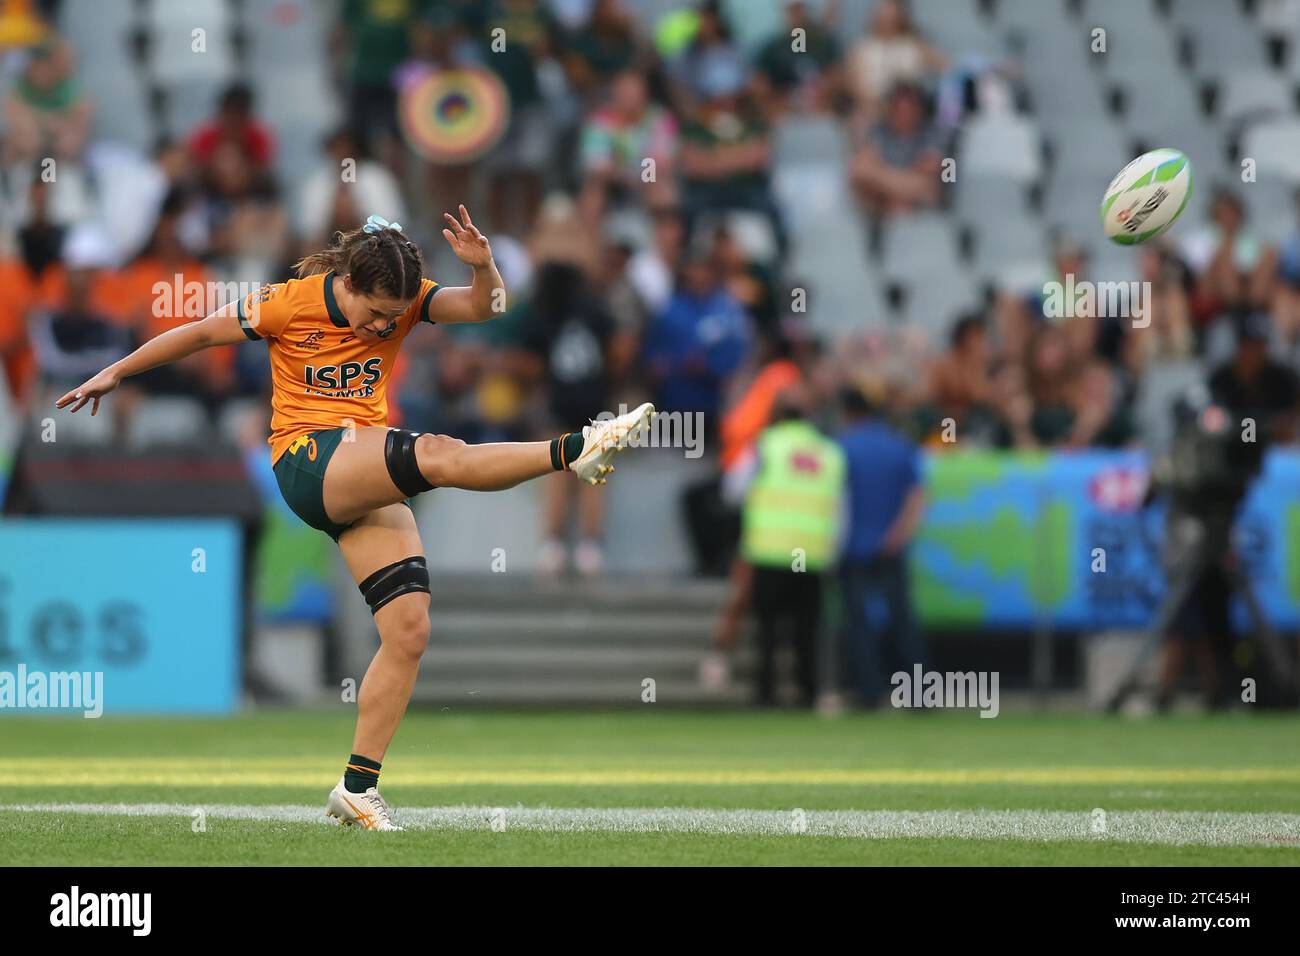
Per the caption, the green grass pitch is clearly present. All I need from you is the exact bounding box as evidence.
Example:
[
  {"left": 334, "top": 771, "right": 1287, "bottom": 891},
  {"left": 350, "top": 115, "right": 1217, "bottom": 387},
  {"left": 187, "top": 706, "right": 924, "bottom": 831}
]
[{"left": 2, "top": 710, "right": 1298, "bottom": 865}]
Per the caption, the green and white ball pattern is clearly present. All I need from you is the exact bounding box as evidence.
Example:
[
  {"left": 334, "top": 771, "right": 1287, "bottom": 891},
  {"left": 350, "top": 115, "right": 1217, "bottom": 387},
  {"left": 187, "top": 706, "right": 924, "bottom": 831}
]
[{"left": 1099, "top": 148, "right": 1194, "bottom": 245}]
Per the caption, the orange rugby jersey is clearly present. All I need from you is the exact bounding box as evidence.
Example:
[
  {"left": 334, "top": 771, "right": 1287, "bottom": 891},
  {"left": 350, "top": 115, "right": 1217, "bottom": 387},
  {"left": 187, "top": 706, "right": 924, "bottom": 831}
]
[{"left": 237, "top": 271, "right": 440, "bottom": 462}]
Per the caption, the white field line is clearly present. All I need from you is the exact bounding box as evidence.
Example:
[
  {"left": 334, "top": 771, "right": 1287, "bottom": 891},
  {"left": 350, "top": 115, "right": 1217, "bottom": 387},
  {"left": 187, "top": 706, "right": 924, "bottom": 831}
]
[{"left": 3, "top": 803, "right": 1299, "bottom": 847}]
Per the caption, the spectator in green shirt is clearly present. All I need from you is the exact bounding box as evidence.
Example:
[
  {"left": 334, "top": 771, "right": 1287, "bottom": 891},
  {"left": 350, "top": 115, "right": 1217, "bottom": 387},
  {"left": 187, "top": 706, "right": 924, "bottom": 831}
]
[
  {"left": 561, "top": 0, "right": 645, "bottom": 101},
  {"left": 4, "top": 36, "right": 91, "bottom": 165},
  {"left": 679, "top": 79, "right": 785, "bottom": 255},
  {"left": 338, "top": 0, "right": 433, "bottom": 169},
  {"left": 752, "top": 0, "right": 843, "bottom": 115}
]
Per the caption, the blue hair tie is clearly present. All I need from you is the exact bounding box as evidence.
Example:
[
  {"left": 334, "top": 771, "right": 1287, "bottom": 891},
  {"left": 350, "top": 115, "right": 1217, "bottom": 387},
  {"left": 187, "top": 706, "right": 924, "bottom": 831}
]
[{"left": 363, "top": 214, "right": 404, "bottom": 235}]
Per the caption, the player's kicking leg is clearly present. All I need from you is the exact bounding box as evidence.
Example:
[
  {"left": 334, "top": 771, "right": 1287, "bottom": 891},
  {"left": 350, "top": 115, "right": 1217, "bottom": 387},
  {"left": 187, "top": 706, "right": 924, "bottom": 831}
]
[
  {"left": 411, "top": 400, "right": 657, "bottom": 492},
  {"left": 321, "top": 402, "right": 657, "bottom": 525}
]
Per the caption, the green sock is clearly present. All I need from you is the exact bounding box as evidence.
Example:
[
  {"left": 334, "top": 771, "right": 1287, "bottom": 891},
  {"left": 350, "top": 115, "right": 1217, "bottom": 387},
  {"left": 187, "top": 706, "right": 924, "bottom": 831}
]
[
  {"left": 550, "top": 432, "right": 585, "bottom": 471},
  {"left": 344, "top": 754, "right": 381, "bottom": 794}
]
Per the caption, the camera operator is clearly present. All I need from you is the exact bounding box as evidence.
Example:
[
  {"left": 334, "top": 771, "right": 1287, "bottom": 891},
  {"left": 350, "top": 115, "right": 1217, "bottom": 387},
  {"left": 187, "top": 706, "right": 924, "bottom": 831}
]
[{"left": 1152, "top": 313, "right": 1298, "bottom": 709}]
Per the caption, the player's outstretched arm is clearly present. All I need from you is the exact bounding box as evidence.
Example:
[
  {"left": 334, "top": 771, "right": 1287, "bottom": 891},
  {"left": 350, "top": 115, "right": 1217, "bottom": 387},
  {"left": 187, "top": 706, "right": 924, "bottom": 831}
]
[
  {"left": 429, "top": 204, "right": 506, "bottom": 324},
  {"left": 54, "top": 303, "right": 248, "bottom": 415}
]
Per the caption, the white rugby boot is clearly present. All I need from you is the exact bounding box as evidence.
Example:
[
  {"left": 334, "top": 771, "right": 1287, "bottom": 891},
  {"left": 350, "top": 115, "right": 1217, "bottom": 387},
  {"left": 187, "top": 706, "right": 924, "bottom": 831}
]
[
  {"left": 325, "top": 778, "right": 403, "bottom": 831},
  {"left": 569, "top": 402, "right": 655, "bottom": 486}
]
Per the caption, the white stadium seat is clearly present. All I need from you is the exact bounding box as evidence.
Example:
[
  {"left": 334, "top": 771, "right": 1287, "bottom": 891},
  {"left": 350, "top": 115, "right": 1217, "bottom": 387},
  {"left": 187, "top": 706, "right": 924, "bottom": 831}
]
[
  {"left": 960, "top": 115, "right": 1043, "bottom": 184},
  {"left": 124, "top": 397, "right": 209, "bottom": 449},
  {"left": 882, "top": 213, "right": 961, "bottom": 282},
  {"left": 1241, "top": 119, "right": 1300, "bottom": 183},
  {"left": 1217, "top": 70, "right": 1296, "bottom": 124}
]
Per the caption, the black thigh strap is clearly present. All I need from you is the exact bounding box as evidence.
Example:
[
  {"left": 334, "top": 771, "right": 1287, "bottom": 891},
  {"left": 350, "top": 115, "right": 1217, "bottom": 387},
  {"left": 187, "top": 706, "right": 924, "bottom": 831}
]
[
  {"left": 359, "top": 556, "right": 430, "bottom": 614},
  {"left": 384, "top": 428, "right": 436, "bottom": 498}
]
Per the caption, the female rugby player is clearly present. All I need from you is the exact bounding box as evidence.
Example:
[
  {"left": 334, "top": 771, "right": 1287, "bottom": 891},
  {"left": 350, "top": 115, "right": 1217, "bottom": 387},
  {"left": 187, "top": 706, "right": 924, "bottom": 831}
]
[{"left": 55, "top": 209, "right": 654, "bottom": 830}]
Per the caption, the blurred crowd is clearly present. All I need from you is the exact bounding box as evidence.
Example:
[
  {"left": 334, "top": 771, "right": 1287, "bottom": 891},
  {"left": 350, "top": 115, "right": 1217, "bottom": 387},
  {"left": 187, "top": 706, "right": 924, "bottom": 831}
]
[{"left": 3, "top": 0, "right": 1300, "bottom": 530}]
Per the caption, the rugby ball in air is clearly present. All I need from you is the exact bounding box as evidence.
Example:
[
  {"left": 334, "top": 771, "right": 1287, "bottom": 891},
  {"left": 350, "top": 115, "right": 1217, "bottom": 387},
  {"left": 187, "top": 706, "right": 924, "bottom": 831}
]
[{"left": 1099, "top": 148, "right": 1193, "bottom": 245}]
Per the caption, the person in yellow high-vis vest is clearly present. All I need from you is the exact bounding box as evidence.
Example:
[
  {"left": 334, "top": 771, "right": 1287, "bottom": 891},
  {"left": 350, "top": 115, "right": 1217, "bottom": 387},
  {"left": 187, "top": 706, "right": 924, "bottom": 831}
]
[{"left": 740, "top": 390, "right": 844, "bottom": 706}]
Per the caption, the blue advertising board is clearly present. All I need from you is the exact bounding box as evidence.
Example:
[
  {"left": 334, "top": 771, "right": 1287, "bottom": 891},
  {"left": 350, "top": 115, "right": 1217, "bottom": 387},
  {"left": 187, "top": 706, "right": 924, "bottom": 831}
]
[
  {"left": 913, "top": 449, "right": 1300, "bottom": 631},
  {"left": 0, "top": 519, "right": 241, "bottom": 714}
]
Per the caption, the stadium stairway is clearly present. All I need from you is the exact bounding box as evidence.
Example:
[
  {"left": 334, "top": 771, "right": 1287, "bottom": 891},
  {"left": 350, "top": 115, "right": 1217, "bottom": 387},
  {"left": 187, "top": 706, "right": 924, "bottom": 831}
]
[
  {"left": 320, "top": 568, "right": 765, "bottom": 707},
  {"left": 409, "top": 576, "right": 751, "bottom": 706}
]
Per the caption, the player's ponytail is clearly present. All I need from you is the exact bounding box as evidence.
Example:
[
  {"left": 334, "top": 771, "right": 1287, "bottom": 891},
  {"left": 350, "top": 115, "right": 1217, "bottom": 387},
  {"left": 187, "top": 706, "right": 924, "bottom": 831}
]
[{"left": 294, "top": 219, "right": 425, "bottom": 302}]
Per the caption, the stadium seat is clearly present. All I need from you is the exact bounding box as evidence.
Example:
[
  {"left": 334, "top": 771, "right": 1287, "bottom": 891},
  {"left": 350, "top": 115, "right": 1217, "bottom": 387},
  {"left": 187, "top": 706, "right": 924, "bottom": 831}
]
[
  {"left": 952, "top": 175, "right": 1030, "bottom": 228},
  {"left": 972, "top": 218, "right": 1048, "bottom": 285},
  {"left": 790, "top": 216, "right": 887, "bottom": 333},
  {"left": 1108, "top": 62, "right": 1198, "bottom": 134},
  {"left": 160, "top": 78, "right": 220, "bottom": 140},
  {"left": 145, "top": 0, "right": 237, "bottom": 84},
  {"left": 241, "top": 0, "right": 331, "bottom": 70},
  {"left": 69, "top": 22, "right": 138, "bottom": 78},
  {"left": 1182, "top": 19, "right": 1268, "bottom": 77},
  {"left": 772, "top": 115, "right": 849, "bottom": 170},
  {"left": 255, "top": 67, "right": 337, "bottom": 127},
  {"left": 255, "top": 65, "right": 339, "bottom": 182},
  {"left": 60, "top": 0, "right": 140, "bottom": 56},
  {"left": 35, "top": 390, "right": 114, "bottom": 446},
  {"left": 898, "top": 268, "right": 981, "bottom": 340},
  {"left": 1241, "top": 177, "right": 1298, "bottom": 243},
  {"left": 959, "top": 114, "right": 1043, "bottom": 184},
  {"left": 773, "top": 160, "right": 852, "bottom": 247},
  {"left": 147, "top": 0, "right": 231, "bottom": 30},
  {"left": 994, "top": 0, "right": 1070, "bottom": 27},
  {"left": 771, "top": 117, "right": 853, "bottom": 245},
  {"left": 911, "top": 0, "right": 1004, "bottom": 57},
  {"left": 2, "top": 161, "right": 96, "bottom": 226},
  {"left": 1039, "top": 171, "right": 1108, "bottom": 235},
  {"left": 1048, "top": 120, "right": 1131, "bottom": 180},
  {"left": 1080, "top": 0, "right": 1166, "bottom": 35},
  {"left": 124, "top": 397, "right": 210, "bottom": 449},
  {"left": 89, "top": 72, "right": 155, "bottom": 149},
  {"left": 1102, "top": 35, "right": 1185, "bottom": 82},
  {"left": 273, "top": 129, "right": 328, "bottom": 189},
  {"left": 881, "top": 213, "right": 960, "bottom": 282},
  {"left": 1241, "top": 118, "right": 1300, "bottom": 182},
  {"left": 1030, "top": 74, "right": 1109, "bottom": 125},
  {"left": 1216, "top": 69, "right": 1296, "bottom": 124},
  {"left": 150, "top": 37, "right": 236, "bottom": 85},
  {"left": 217, "top": 399, "right": 268, "bottom": 446}
]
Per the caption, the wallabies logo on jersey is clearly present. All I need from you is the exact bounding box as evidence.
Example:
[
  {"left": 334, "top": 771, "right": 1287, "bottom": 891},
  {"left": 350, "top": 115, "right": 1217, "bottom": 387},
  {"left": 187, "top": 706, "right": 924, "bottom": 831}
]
[
  {"left": 304, "top": 357, "right": 384, "bottom": 398},
  {"left": 287, "top": 434, "right": 319, "bottom": 460}
]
